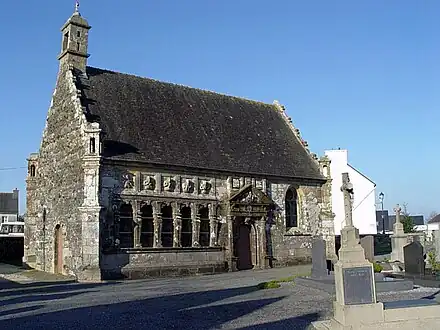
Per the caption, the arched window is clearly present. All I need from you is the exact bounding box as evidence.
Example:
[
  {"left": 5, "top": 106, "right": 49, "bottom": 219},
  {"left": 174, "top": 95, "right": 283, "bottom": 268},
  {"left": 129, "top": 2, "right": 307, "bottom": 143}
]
[
  {"left": 119, "top": 203, "right": 133, "bottom": 248},
  {"left": 161, "top": 205, "right": 174, "bottom": 248},
  {"left": 199, "top": 207, "right": 210, "bottom": 247},
  {"left": 29, "top": 164, "right": 36, "bottom": 177},
  {"left": 140, "top": 204, "right": 153, "bottom": 247},
  {"left": 285, "top": 188, "right": 298, "bottom": 229},
  {"left": 181, "top": 207, "right": 192, "bottom": 247}
]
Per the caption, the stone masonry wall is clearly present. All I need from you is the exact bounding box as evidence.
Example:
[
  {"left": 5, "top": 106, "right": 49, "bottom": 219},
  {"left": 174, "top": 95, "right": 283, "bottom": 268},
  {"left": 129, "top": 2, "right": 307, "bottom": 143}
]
[
  {"left": 24, "top": 67, "right": 87, "bottom": 276},
  {"left": 100, "top": 164, "right": 329, "bottom": 271}
]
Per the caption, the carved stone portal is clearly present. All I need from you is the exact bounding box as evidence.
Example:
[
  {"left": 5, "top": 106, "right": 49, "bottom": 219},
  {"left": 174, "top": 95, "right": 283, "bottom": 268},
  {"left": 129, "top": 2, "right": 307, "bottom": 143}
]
[{"left": 143, "top": 175, "right": 156, "bottom": 191}]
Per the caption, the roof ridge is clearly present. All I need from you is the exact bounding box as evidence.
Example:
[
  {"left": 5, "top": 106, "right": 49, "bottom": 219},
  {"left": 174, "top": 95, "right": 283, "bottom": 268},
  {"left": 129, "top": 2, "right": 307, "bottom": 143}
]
[{"left": 86, "top": 66, "right": 277, "bottom": 109}]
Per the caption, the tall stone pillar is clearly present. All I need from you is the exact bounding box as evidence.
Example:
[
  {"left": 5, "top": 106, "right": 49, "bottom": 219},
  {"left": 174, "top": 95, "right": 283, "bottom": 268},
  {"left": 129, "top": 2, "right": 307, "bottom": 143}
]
[
  {"left": 172, "top": 202, "right": 182, "bottom": 248},
  {"left": 208, "top": 204, "right": 218, "bottom": 247},
  {"left": 255, "top": 217, "right": 267, "bottom": 269},
  {"left": 390, "top": 204, "right": 407, "bottom": 263},
  {"left": 77, "top": 133, "right": 102, "bottom": 281},
  {"left": 191, "top": 203, "right": 201, "bottom": 247},
  {"left": 226, "top": 214, "right": 235, "bottom": 271},
  {"left": 133, "top": 201, "right": 142, "bottom": 248},
  {"left": 152, "top": 201, "right": 162, "bottom": 248}
]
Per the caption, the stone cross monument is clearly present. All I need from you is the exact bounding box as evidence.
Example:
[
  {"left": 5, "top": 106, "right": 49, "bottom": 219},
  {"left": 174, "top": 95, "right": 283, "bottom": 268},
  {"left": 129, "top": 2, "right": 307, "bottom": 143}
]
[
  {"left": 391, "top": 204, "right": 407, "bottom": 263},
  {"left": 330, "top": 173, "right": 382, "bottom": 327},
  {"left": 393, "top": 204, "right": 404, "bottom": 235}
]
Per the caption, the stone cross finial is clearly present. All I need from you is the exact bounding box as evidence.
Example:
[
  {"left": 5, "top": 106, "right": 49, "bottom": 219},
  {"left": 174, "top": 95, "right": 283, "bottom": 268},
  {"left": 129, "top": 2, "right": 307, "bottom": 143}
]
[
  {"left": 394, "top": 204, "right": 402, "bottom": 224},
  {"left": 340, "top": 173, "right": 354, "bottom": 227},
  {"left": 75, "top": 1, "right": 80, "bottom": 13}
]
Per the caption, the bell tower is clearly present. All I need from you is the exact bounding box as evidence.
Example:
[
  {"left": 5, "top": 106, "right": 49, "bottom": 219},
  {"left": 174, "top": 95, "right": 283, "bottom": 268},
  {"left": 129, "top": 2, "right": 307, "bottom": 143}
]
[{"left": 57, "top": 2, "right": 91, "bottom": 72}]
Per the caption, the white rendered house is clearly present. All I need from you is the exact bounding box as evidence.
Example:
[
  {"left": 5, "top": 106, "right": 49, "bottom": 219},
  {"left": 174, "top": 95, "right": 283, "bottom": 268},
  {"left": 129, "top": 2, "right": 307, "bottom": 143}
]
[{"left": 325, "top": 149, "right": 377, "bottom": 236}]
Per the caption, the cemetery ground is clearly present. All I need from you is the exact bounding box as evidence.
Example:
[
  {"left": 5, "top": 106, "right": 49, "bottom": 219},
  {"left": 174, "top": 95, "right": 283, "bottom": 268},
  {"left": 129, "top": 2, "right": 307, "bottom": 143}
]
[{"left": 1, "top": 264, "right": 439, "bottom": 329}]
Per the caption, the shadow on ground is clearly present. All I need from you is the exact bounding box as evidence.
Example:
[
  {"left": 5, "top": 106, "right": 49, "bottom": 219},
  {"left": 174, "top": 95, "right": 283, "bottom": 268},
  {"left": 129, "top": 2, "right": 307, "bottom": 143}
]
[
  {"left": 0, "top": 281, "right": 119, "bottom": 298},
  {"left": 0, "top": 285, "right": 323, "bottom": 329}
]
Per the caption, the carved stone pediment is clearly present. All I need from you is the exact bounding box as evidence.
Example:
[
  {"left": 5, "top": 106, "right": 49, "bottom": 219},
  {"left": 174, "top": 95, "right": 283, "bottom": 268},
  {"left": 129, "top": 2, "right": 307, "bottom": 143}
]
[
  {"left": 229, "top": 184, "right": 273, "bottom": 205},
  {"left": 163, "top": 176, "right": 176, "bottom": 192}
]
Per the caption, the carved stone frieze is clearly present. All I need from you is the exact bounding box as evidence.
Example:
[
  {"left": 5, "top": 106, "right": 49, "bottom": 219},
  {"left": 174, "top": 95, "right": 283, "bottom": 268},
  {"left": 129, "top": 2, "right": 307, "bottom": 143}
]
[
  {"left": 232, "top": 178, "right": 241, "bottom": 189},
  {"left": 182, "top": 178, "right": 194, "bottom": 193},
  {"left": 122, "top": 172, "right": 135, "bottom": 189},
  {"left": 142, "top": 175, "right": 156, "bottom": 191},
  {"left": 199, "top": 179, "right": 212, "bottom": 194},
  {"left": 163, "top": 176, "right": 176, "bottom": 192}
]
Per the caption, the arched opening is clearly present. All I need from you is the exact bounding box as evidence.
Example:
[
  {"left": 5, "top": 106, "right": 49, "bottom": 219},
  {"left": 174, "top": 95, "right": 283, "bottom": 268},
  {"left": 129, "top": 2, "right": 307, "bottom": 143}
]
[
  {"left": 54, "top": 224, "right": 63, "bottom": 274},
  {"left": 285, "top": 188, "right": 298, "bottom": 229},
  {"left": 181, "top": 206, "right": 192, "bottom": 247},
  {"left": 89, "top": 137, "right": 96, "bottom": 154},
  {"left": 161, "top": 205, "right": 174, "bottom": 248},
  {"left": 199, "top": 207, "right": 210, "bottom": 247},
  {"left": 322, "top": 165, "right": 328, "bottom": 177},
  {"left": 119, "top": 203, "right": 133, "bottom": 248},
  {"left": 140, "top": 204, "right": 153, "bottom": 247},
  {"left": 29, "top": 164, "right": 36, "bottom": 177}
]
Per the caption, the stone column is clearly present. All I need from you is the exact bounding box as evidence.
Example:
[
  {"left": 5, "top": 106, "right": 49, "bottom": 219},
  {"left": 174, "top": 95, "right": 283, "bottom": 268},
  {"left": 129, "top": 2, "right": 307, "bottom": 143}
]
[
  {"left": 152, "top": 202, "right": 162, "bottom": 248},
  {"left": 133, "top": 201, "right": 142, "bottom": 248},
  {"left": 208, "top": 204, "right": 218, "bottom": 247},
  {"left": 255, "top": 217, "right": 267, "bottom": 269},
  {"left": 226, "top": 215, "right": 236, "bottom": 271},
  {"left": 191, "top": 203, "right": 200, "bottom": 247},
  {"left": 172, "top": 202, "right": 182, "bottom": 248}
]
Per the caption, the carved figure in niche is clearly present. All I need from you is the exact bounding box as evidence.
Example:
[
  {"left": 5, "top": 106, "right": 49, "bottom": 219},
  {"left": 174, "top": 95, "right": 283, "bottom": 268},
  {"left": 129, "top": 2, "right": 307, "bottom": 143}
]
[
  {"left": 244, "top": 217, "right": 253, "bottom": 225},
  {"left": 200, "top": 180, "right": 212, "bottom": 194},
  {"left": 182, "top": 178, "right": 194, "bottom": 193},
  {"left": 232, "top": 178, "right": 241, "bottom": 189},
  {"left": 163, "top": 176, "right": 176, "bottom": 192},
  {"left": 241, "top": 191, "right": 258, "bottom": 203},
  {"left": 143, "top": 175, "right": 156, "bottom": 191},
  {"left": 122, "top": 173, "right": 135, "bottom": 189}
]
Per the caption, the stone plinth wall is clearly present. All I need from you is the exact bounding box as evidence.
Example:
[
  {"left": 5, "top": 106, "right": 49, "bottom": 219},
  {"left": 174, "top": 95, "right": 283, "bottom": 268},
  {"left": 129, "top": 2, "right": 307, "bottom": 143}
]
[
  {"left": 271, "top": 235, "right": 313, "bottom": 267},
  {"left": 100, "top": 247, "right": 226, "bottom": 279}
]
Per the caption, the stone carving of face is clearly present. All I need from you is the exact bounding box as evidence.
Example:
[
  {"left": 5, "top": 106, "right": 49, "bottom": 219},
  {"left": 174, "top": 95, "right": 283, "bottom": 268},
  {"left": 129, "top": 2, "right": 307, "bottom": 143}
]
[
  {"left": 163, "top": 177, "right": 176, "bottom": 192},
  {"left": 123, "top": 173, "right": 135, "bottom": 189},
  {"left": 182, "top": 178, "right": 194, "bottom": 193},
  {"left": 200, "top": 180, "right": 212, "bottom": 194},
  {"left": 143, "top": 176, "right": 155, "bottom": 191}
]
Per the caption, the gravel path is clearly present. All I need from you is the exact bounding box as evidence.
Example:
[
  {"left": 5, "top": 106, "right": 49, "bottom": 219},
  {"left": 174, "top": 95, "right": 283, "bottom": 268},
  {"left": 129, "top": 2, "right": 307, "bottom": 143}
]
[{"left": 0, "top": 265, "right": 438, "bottom": 330}]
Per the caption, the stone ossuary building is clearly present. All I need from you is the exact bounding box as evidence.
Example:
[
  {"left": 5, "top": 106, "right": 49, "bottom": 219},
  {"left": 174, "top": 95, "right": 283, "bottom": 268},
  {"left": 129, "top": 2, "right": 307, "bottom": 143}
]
[{"left": 24, "top": 7, "right": 336, "bottom": 280}]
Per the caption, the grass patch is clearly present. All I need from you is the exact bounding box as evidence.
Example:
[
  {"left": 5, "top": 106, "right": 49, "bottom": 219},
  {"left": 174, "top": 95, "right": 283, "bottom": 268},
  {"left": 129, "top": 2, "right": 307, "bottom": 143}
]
[
  {"left": 257, "top": 280, "right": 281, "bottom": 289},
  {"left": 257, "top": 272, "right": 311, "bottom": 290}
]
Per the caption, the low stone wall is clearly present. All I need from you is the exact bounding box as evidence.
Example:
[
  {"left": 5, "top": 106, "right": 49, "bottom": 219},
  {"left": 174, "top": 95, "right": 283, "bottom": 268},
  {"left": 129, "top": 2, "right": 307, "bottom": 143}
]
[
  {"left": 271, "top": 235, "right": 312, "bottom": 267},
  {"left": 100, "top": 247, "right": 226, "bottom": 279}
]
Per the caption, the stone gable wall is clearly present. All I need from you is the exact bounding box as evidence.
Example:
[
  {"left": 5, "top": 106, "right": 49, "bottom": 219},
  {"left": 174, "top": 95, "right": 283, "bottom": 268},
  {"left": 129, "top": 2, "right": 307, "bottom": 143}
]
[{"left": 24, "top": 68, "right": 87, "bottom": 275}]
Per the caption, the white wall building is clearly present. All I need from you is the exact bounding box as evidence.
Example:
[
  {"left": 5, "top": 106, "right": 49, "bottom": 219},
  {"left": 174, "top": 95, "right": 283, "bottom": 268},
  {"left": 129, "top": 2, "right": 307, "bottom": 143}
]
[{"left": 325, "top": 149, "right": 377, "bottom": 236}]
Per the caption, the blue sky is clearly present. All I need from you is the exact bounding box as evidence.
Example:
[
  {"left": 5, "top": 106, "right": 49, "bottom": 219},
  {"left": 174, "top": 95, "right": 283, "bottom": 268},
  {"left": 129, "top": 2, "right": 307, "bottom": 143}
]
[{"left": 0, "top": 1, "right": 438, "bottom": 217}]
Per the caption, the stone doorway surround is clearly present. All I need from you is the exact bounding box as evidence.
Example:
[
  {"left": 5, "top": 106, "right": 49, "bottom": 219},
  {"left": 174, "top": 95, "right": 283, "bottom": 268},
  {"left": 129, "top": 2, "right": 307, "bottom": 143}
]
[{"left": 227, "top": 184, "right": 274, "bottom": 272}]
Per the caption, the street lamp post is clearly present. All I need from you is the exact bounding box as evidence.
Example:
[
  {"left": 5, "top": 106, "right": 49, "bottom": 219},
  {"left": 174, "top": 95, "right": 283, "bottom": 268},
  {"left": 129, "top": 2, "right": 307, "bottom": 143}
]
[{"left": 379, "top": 192, "right": 385, "bottom": 235}]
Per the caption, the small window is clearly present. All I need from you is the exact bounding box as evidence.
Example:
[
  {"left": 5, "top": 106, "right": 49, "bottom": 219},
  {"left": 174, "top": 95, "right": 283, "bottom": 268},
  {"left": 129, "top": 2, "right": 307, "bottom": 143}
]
[
  {"left": 63, "top": 32, "right": 69, "bottom": 51},
  {"left": 29, "top": 164, "right": 36, "bottom": 177},
  {"left": 76, "top": 42, "right": 80, "bottom": 51},
  {"left": 89, "top": 137, "right": 96, "bottom": 153},
  {"left": 77, "top": 31, "right": 81, "bottom": 37},
  {"left": 285, "top": 188, "right": 298, "bottom": 229}
]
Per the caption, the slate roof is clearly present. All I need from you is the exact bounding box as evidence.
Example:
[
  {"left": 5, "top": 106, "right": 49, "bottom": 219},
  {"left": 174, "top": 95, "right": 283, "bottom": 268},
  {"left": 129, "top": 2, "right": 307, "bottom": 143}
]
[
  {"left": 0, "top": 191, "right": 18, "bottom": 214},
  {"left": 428, "top": 214, "right": 440, "bottom": 224},
  {"left": 78, "top": 66, "right": 324, "bottom": 180}
]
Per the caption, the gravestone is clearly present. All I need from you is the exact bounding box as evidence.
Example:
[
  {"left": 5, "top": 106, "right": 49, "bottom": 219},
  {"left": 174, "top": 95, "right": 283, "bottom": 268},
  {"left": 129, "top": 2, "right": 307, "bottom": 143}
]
[
  {"left": 403, "top": 241, "right": 425, "bottom": 276},
  {"left": 311, "top": 237, "right": 328, "bottom": 278},
  {"left": 360, "top": 236, "right": 374, "bottom": 263},
  {"left": 390, "top": 204, "right": 407, "bottom": 262}
]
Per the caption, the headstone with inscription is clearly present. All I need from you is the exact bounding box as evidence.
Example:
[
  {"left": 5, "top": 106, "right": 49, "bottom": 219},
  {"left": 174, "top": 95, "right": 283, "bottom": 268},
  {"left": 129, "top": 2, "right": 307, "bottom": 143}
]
[
  {"left": 360, "top": 235, "right": 374, "bottom": 263},
  {"left": 311, "top": 237, "right": 328, "bottom": 278},
  {"left": 404, "top": 241, "right": 425, "bottom": 276}
]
